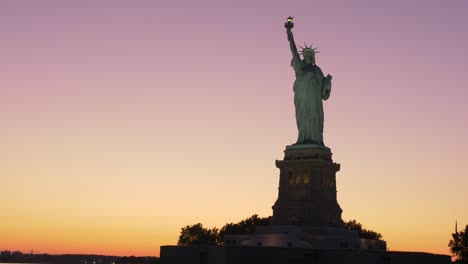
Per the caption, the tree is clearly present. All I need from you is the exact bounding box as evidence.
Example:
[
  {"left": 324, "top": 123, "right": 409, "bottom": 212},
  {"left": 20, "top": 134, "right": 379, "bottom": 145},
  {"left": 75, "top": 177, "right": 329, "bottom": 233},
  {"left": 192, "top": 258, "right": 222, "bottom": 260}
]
[
  {"left": 177, "top": 223, "right": 220, "bottom": 246},
  {"left": 177, "top": 215, "right": 271, "bottom": 246},
  {"left": 343, "top": 219, "right": 383, "bottom": 241},
  {"left": 218, "top": 214, "right": 271, "bottom": 241},
  {"left": 449, "top": 224, "right": 468, "bottom": 263}
]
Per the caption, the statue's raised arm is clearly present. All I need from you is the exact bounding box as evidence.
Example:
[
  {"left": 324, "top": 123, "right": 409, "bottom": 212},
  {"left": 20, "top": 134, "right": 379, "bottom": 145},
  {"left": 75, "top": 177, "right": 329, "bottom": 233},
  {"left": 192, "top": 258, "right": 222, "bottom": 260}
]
[{"left": 285, "top": 17, "right": 299, "bottom": 59}]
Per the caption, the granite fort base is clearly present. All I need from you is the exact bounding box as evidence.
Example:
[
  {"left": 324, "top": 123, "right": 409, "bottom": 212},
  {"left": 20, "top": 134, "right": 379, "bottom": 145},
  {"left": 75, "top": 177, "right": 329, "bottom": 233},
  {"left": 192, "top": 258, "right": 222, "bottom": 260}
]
[{"left": 160, "top": 246, "right": 450, "bottom": 264}]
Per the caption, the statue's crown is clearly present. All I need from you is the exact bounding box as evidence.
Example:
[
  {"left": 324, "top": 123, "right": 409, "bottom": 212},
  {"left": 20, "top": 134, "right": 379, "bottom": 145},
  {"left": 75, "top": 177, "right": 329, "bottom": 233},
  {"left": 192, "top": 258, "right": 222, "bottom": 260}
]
[{"left": 299, "top": 43, "right": 319, "bottom": 55}]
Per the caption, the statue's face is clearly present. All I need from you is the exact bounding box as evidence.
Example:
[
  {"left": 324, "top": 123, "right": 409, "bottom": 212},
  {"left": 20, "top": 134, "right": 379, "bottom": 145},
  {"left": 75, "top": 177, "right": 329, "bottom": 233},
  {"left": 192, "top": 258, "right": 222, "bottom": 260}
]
[{"left": 303, "top": 52, "right": 315, "bottom": 65}]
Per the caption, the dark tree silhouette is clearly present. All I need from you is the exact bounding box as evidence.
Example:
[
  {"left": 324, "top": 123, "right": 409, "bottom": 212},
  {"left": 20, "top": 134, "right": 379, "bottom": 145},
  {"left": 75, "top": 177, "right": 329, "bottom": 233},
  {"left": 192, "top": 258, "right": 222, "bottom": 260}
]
[
  {"left": 177, "top": 215, "right": 270, "bottom": 246},
  {"left": 344, "top": 219, "right": 383, "bottom": 241},
  {"left": 177, "top": 223, "right": 219, "bottom": 246},
  {"left": 218, "top": 214, "right": 271, "bottom": 241},
  {"left": 449, "top": 224, "right": 468, "bottom": 263}
]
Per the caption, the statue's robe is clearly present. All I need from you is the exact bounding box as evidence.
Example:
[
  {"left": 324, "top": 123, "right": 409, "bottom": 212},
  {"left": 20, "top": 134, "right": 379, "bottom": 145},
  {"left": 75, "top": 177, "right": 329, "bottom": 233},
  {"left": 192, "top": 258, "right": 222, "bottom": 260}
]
[{"left": 291, "top": 55, "right": 331, "bottom": 144}]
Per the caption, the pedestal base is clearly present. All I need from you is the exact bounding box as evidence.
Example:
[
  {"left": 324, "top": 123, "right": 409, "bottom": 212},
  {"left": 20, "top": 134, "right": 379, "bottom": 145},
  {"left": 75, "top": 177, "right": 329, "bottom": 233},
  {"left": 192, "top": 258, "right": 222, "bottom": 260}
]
[
  {"left": 224, "top": 225, "right": 386, "bottom": 251},
  {"left": 272, "top": 145, "right": 342, "bottom": 227}
]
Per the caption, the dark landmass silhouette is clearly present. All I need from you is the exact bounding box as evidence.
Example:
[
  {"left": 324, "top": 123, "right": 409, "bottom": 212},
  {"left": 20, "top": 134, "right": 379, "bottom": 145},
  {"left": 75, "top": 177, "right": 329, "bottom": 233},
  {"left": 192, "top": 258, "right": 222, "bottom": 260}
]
[{"left": 0, "top": 250, "right": 159, "bottom": 264}]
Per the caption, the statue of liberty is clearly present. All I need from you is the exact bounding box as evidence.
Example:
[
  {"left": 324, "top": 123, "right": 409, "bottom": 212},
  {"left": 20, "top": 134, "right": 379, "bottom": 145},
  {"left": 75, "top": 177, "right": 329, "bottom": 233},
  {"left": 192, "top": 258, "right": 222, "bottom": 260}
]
[{"left": 285, "top": 17, "right": 332, "bottom": 146}]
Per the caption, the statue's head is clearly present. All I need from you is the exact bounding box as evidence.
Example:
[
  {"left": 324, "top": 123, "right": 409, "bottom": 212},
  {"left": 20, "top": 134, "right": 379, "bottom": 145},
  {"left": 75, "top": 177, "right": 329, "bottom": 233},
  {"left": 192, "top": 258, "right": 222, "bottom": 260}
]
[{"left": 299, "top": 44, "right": 318, "bottom": 65}]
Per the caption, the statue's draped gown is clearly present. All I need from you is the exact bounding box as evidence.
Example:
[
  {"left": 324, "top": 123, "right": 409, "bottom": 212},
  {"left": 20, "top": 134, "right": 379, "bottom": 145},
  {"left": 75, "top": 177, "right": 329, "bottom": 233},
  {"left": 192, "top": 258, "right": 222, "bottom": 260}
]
[{"left": 291, "top": 55, "right": 331, "bottom": 144}]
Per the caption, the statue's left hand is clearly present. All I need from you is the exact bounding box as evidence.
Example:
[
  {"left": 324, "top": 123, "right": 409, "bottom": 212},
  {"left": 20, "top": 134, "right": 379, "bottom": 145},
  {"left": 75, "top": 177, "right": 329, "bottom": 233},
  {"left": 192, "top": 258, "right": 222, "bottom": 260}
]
[{"left": 326, "top": 74, "right": 333, "bottom": 81}]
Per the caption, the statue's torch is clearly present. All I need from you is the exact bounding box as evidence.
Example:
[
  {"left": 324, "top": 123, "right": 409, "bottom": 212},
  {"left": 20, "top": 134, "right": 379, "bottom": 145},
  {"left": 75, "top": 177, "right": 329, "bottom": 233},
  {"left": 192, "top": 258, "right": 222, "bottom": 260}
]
[{"left": 284, "top": 16, "right": 294, "bottom": 30}]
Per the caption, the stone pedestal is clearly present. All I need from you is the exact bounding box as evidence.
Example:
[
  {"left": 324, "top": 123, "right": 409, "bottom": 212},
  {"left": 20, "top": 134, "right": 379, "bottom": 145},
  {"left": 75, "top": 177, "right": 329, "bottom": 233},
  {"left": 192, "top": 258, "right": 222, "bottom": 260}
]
[{"left": 272, "top": 144, "right": 343, "bottom": 227}]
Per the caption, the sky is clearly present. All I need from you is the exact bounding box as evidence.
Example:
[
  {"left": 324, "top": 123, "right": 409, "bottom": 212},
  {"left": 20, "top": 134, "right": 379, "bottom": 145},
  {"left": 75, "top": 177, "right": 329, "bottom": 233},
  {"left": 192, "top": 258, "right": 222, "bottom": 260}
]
[{"left": 1, "top": 0, "right": 468, "bottom": 258}]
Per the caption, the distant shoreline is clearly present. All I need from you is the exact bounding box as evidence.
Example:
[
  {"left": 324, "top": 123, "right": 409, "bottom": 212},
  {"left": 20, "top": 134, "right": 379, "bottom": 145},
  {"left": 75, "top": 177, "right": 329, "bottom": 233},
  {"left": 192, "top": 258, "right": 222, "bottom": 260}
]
[{"left": 0, "top": 253, "right": 159, "bottom": 264}]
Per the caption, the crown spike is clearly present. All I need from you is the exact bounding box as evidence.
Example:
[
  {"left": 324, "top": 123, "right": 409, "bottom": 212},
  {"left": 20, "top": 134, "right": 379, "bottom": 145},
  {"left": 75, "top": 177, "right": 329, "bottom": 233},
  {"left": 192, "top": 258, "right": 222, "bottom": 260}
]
[{"left": 299, "top": 42, "right": 319, "bottom": 55}]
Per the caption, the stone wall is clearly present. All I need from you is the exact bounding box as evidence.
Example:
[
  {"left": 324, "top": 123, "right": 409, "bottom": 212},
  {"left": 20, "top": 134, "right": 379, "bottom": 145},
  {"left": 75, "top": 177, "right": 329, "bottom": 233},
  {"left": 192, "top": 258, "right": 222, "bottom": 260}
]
[{"left": 160, "top": 245, "right": 451, "bottom": 264}]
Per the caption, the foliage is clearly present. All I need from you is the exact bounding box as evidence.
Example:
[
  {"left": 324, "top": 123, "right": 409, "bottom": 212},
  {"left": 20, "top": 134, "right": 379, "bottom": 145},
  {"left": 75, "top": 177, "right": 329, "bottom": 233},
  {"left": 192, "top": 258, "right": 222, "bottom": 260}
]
[
  {"left": 218, "top": 214, "right": 271, "bottom": 240},
  {"left": 449, "top": 224, "right": 468, "bottom": 263},
  {"left": 177, "top": 223, "right": 219, "bottom": 246},
  {"left": 343, "top": 219, "right": 383, "bottom": 241},
  {"left": 177, "top": 215, "right": 271, "bottom": 246}
]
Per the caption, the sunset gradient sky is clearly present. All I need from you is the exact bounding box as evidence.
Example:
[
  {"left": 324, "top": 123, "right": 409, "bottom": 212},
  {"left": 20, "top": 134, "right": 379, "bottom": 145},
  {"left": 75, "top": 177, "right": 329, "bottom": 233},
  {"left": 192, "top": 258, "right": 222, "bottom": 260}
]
[{"left": 1, "top": 0, "right": 468, "bottom": 257}]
